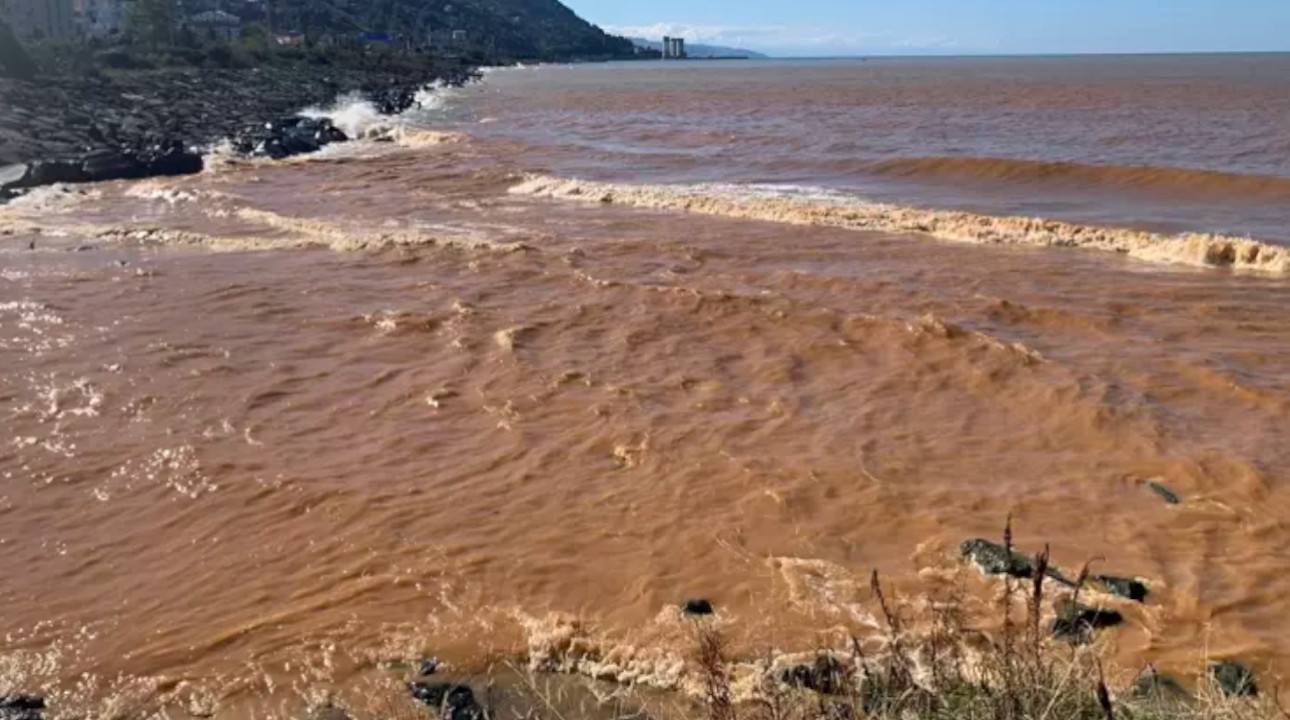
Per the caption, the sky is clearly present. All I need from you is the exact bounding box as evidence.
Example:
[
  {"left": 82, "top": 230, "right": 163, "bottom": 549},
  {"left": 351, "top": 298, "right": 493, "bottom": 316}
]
[{"left": 563, "top": 0, "right": 1290, "bottom": 57}]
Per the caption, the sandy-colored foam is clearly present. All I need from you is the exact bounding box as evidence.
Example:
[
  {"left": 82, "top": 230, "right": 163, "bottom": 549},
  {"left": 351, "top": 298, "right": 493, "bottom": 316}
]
[{"left": 510, "top": 175, "right": 1290, "bottom": 274}]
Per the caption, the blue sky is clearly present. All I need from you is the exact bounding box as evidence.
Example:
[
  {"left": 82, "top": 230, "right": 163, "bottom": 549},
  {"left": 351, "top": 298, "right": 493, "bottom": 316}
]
[{"left": 564, "top": 0, "right": 1290, "bottom": 56}]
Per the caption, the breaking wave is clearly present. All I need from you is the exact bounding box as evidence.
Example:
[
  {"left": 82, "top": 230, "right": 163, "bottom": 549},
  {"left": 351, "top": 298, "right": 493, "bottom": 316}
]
[
  {"left": 859, "top": 156, "right": 1290, "bottom": 201},
  {"left": 510, "top": 175, "right": 1290, "bottom": 274}
]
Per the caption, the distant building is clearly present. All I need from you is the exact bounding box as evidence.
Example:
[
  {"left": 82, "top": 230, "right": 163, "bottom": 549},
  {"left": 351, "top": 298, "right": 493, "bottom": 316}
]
[
  {"left": 187, "top": 9, "right": 240, "bottom": 41},
  {"left": 661, "top": 36, "right": 686, "bottom": 59},
  {"left": 73, "top": 0, "right": 125, "bottom": 37},
  {"left": 0, "top": 0, "right": 76, "bottom": 40}
]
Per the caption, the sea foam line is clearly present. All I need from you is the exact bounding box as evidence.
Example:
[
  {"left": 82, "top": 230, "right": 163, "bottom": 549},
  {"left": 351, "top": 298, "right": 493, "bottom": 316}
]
[{"left": 509, "top": 175, "right": 1290, "bottom": 274}]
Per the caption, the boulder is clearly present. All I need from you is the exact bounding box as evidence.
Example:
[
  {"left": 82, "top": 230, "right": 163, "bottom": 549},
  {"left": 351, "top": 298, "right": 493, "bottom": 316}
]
[
  {"left": 367, "top": 86, "right": 419, "bottom": 115},
  {"left": 1145, "top": 480, "right": 1182, "bottom": 505},
  {"left": 81, "top": 150, "right": 149, "bottom": 183},
  {"left": 782, "top": 655, "right": 847, "bottom": 695},
  {"left": 19, "top": 159, "right": 88, "bottom": 188},
  {"left": 409, "top": 683, "right": 485, "bottom": 720},
  {"left": 0, "top": 696, "right": 45, "bottom": 720},
  {"left": 251, "top": 116, "right": 350, "bottom": 160},
  {"left": 1093, "top": 575, "right": 1148, "bottom": 603},
  {"left": 1211, "top": 661, "right": 1257, "bottom": 697},
  {"left": 1051, "top": 600, "right": 1123, "bottom": 643},
  {"left": 682, "top": 598, "right": 714, "bottom": 616},
  {"left": 142, "top": 144, "right": 203, "bottom": 177},
  {"left": 959, "top": 539, "right": 1071, "bottom": 584}
]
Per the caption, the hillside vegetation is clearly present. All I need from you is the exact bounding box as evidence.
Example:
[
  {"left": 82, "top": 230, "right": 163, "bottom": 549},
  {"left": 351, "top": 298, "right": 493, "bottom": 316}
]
[{"left": 266, "top": 0, "right": 633, "bottom": 60}]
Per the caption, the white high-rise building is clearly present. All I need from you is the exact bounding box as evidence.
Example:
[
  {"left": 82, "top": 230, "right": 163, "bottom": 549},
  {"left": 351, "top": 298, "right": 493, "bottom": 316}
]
[{"left": 661, "top": 36, "right": 686, "bottom": 59}]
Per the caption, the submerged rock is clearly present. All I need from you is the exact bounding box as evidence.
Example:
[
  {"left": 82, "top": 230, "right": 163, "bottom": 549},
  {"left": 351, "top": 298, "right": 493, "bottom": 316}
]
[
  {"left": 1211, "top": 661, "right": 1258, "bottom": 697},
  {"left": 0, "top": 696, "right": 45, "bottom": 720},
  {"left": 959, "top": 539, "right": 1070, "bottom": 584},
  {"left": 682, "top": 598, "right": 714, "bottom": 616},
  {"left": 782, "top": 655, "right": 847, "bottom": 695},
  {"left": 1051, "top": 600, "right": 1123, "bottom": 643},
  {"left": 1093, "top": 575, "right": 1149, "bottom": 603},
  {"left": 1144, "top": 480, "right": 1182, "bottom": 505},
  {"left": 409, "top": 683, "right": 485, "bottom": 720}
]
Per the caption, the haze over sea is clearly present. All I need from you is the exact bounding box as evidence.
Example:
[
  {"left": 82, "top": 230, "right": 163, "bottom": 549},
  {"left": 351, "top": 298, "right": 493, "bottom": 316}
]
[{"left": 4, "top": 51, "right": 1290, "bottom": 717}]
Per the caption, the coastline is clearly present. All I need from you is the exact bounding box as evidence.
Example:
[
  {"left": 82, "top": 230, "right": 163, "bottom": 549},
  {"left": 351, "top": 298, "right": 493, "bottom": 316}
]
[
  {"left": 0, "top": 58, "right": 478, "bottom": 196},
  {"left": 3, "top": 54, "right": 1290, "bottom": 720}
]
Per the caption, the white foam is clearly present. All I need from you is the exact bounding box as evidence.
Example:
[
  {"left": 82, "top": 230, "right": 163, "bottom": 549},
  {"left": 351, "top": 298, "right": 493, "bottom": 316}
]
[
  {"left": 300, "top": 92, "right": 389, "bottom": 140},
  {"left": 511, "top": 175, "right": 1290, "bottom": 274}
]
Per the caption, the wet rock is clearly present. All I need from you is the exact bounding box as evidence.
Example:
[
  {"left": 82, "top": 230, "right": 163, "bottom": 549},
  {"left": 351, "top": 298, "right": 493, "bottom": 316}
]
[
  {"left": 18, "top": 159, "right": 88, "bottom": 188},
  {"left": 0, "top": 696, "right": 45, "bottom": 720},
  {"left": 81, "top": 150, "right": 149, "bottom": 183},
  {"left": 1093, "top": 575, "right": 1148, "bottom": 603},
  {"left": 959, "top": 539, "right": 1070, "bottom": 584},
  {"left": 682, "top": 598, "right": 714, "bottom": 616},
  {"left": 1211, "top": 660, "right": 1258, "bottom": 697},
  {"left": 366, "top": 85, "right": 419, "bottom": 115},
  {"left": 249, "top": 116, "right": 350, "bottom": 160},
  {"left": 1144, "top": 480, "right": 1182, "bottom": 505},
  {"left": 409, "top": 683, "right": 485, "bottom": 720},
  {"left": 1051, "top": 600, "right": 1123, "bottom": 643},
  {"left": 141, "top": 143, "right": 204, "bottom": 177},
  {"left": 782, "top": 655, "right": 847, "bottom": 695},
  {"left": 419, "top": 657, "right": 441, "bottom": 676}
]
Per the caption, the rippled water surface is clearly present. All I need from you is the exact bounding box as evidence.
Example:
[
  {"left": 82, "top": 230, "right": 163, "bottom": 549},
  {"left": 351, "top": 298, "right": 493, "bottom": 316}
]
[{"left": 3, "top": 55, "right": 1290, "bottom": 717}]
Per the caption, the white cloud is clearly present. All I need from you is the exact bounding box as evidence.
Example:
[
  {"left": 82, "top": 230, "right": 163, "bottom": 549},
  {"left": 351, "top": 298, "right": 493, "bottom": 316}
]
[{"left": 602, "top": 22, "right": 966, "bottom": 55}]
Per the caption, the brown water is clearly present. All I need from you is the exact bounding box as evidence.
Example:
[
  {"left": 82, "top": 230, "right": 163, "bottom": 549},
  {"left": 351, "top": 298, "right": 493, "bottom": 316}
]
[{"left": 4, "top": 55, "right": 1290, "bottom": 717}]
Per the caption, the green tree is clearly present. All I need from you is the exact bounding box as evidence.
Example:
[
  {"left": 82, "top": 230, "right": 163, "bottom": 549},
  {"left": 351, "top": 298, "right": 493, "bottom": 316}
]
[
  {"left": 0, "top": 18, "right": 38, "bottom": 79},
  {"left": 127, "top": 0, "right": 175, "bottom": 48}
]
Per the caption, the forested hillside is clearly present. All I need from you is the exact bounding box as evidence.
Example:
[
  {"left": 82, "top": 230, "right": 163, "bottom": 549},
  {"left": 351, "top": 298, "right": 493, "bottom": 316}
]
[{"left": 269, "top": 0, "right": 634, "bottom": 60}]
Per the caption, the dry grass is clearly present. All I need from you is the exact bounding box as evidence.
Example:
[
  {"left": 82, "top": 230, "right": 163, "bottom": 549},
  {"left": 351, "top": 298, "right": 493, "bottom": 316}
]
[
  {"left": 676, "top": 519, "right": 1281, "bottom": 720},
  {"left": 375, "top": 520, "right": 1281, "bottom": 720}
]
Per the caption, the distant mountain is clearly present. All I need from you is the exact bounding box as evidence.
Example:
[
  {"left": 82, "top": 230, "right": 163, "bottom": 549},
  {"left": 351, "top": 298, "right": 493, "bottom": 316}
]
[
  {"left": 267, "top": 0, "right": 636, "bottom": 60},
  {"left": 629, "top": 38, "right": 766, "bottom": 59}
]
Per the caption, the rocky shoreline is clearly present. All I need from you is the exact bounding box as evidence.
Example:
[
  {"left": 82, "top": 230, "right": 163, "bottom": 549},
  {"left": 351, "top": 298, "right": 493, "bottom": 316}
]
[{"left": 0, "top": 61, "right": 477, "bottom": 198}]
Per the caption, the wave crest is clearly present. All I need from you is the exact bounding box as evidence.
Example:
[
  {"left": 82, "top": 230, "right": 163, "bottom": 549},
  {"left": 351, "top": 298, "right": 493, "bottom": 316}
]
[{"left": 509, "top": 175, "right": 1290, "bottom": 274}]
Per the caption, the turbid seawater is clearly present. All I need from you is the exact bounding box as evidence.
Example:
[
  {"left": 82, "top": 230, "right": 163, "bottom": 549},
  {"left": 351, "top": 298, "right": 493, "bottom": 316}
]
[{"left": 3, "top": 55, "right": 1290, "bottom": 717}]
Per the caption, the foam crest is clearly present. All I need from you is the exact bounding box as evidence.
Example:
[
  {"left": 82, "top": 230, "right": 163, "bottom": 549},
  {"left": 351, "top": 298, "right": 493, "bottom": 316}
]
[
  {"left": 510, "top": 175, "right": 1290, "bottom": 274},
  {"left": 300, "top": 92, "right": 390, "bottom": 140}
]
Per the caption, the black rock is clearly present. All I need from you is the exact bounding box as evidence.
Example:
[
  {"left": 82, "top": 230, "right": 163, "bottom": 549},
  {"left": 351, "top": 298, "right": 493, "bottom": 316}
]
[
  {"left": 408, "top": 683, "right": 484, "bottom": 720},
  {"left": 1211, "top": 661, "right": 1258, "bottom": 697},
  {"left": 1145, "top": 481, "right": 1182, "bottom": 505},
  {"left": 959, "top": 539, "right": 1071, "bottom": 584},
  {"left": 682, "top": 598, "right": 714, "bottom": 616},
  {"left": 81, "top": 150, "right": 148, "bottom": 183},
  {"left": 0, "top": 696, "right": 45, "bottom": 720},
  {"left": 367, "top": 86, "right": 419, "bottom": 115},
  {"left": 419, "top": 657, "right": 441, "bottom": 676},
  {"left": 1094, "top": 575, "right": 1148, "bottom": 603},
  {"left": 142, "top": 144, "right": 203, "bottom": 177},
  {"left": 782, "top": 655, "right": 847, "bottom": 695},
  {"left": 19, "top": 159, "right": 88, "bottom": 188},
  {"left": 1051, "top": 600, "right": 1123, "bottom": 643}
]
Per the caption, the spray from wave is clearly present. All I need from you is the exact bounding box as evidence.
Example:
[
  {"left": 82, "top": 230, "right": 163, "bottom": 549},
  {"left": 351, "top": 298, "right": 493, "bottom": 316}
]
[{"left": 510, "top": 175, "right": 1290, "bottom": 274}]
